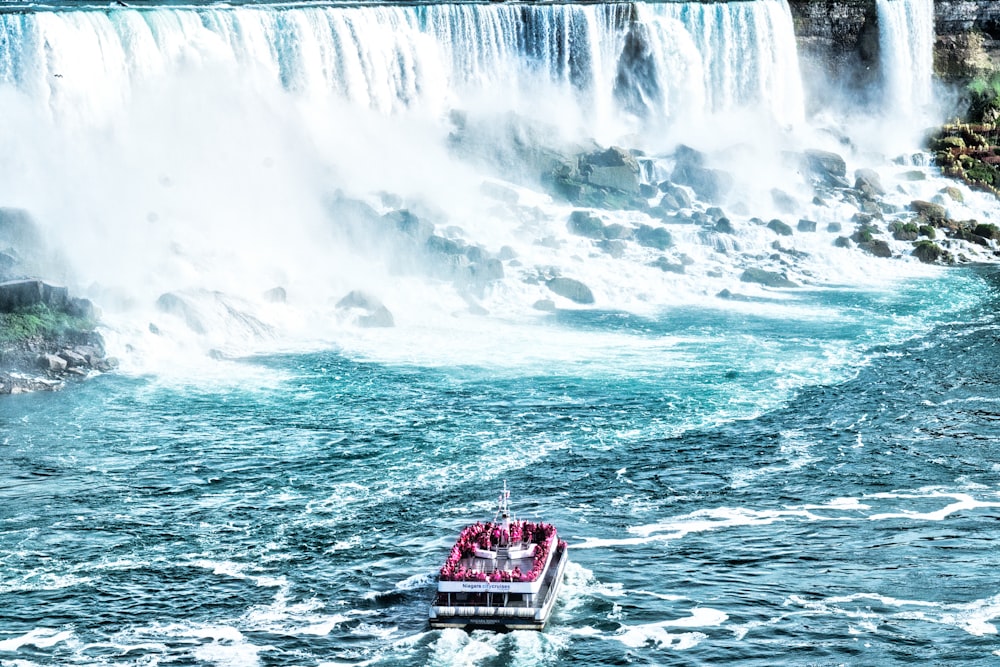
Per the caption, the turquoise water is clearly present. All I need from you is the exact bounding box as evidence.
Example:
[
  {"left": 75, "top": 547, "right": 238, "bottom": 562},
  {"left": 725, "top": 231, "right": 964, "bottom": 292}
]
[{"left": 3, "top": 267, "right": 1000, "bottom": 665}]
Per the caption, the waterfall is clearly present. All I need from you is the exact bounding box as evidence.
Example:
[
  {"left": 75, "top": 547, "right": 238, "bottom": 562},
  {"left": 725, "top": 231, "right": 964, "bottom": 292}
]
[
  {"left": 877, "top": 0, "right": 935, "bottom": 115},
  {"left": 0, "top": 1, "right": 805, "bottom": 133}
]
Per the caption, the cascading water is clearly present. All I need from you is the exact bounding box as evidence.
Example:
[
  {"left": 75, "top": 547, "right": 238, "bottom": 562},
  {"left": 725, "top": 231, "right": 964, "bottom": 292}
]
[{"left": 877, "top": 0, "right": 935, "bottom": 118}]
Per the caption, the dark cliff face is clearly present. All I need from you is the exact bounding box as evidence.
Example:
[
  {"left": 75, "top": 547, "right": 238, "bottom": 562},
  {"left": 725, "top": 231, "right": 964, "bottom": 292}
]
[
  {"left": 787, "top": 0, "right": 1000, "bottom": 109},
  {"left": 786, "top": 0, "right": 881, "bottom": 112},
  {"left": 934, "top": 1, "right": 1000, "bottom": 80}
]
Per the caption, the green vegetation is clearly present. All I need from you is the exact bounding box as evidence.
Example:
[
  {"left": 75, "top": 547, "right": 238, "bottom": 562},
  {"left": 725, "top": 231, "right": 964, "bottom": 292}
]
[
  {"left": 918, "top": 225, "right": 936, "bottom": 239},
  {"left": 973, "top": 222, "right": 1000, "bottom": 240},
  {"left": 0, "top": 304, "right": 95, "bottom": 345},
  {"left": 967, "top": 72, "right": 1000, "bottom": 124}
]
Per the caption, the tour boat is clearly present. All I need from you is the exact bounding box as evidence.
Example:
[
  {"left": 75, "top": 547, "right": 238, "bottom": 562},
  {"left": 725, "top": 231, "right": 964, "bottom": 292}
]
[{"left": 429, "top": 483, "right": 568, "bottom": 631}]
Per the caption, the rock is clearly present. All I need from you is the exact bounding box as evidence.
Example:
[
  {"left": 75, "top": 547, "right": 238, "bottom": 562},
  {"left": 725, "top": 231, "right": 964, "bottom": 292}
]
[
  {"left": 0, "top": 279, "right": 44, "bottom": 312},
  {"left": 658, "top": 182, "right": 693, "bottom": 209},
  {"left": 603, "top": 224, "right": 633, "bottom": 240},
  {"left": 581, "top": 146, "right": 642, "bottom": 194},
  {"left": 797, "top": 219, "right": 818, "bottom": 232},
  {"left": 58, "top": 349, "right": 88, "bottom": 368},
  {"left": 385, "top": 209, "right": 434, "bottom": 241},
  {"left": 336, "top": 290, "right": 395, "bottom": 328},
  {"left": 941, "top": 186, "right": 964, "bottom": 203},
  {"left": 634, "top": 224, "right": 673, "bottom": 250},
  {"left": 567, "top": 210, "right": 606, "bottom": 239},
  {"left": 890, "top": 222, "right": 919, "bottom": 241},
  {"left": 803, "top": 149, "right": 849, "bottom": 187},
  {"left": 598, "top": 239, "right": 626, "bottom": 258},
  {"left": 471, "top": 258, "right": 504, "bottom": 283},
  {"left": 263, "top": 286, "right": 287, "bottom": 303},
  {"left": 854, "top": 168, "right": 885, "bottom": 196},
  {"left": 480, "top": 181, "right": 520, "bottom": 204},
  {"left": 38, "top": 353, "right": 67, "bottom": 372},
  {"left": 740, "top": 268, "right": 799, "bottom": 288},
  {"left": 973, "top": 223, "right": 1000, "bottom": 240},
  {"left": 910, "top": 200, "right": 947, "bottom": 223},
  {"left": 715, "top": 218, "right": 735, "bottom": 234},
  {"left": 425, "top": 235, "right": 465, "bottom": 256},
  {"left": 156, "top": 292, "right": 206, "bottom": 334},
  {"left": 901, "top": 170, "right": 926, "bottom": 181},
  {"left": 672, "top": 162, "right": 733, "bottom": 204},
  {"left": 497, "top": 246, "right": 517, "bottom": 261},
  {"left": 913, "top": 240, "right": 947, "bottom": 263},
  {"left": 359, "top": 306, "right": 395, "bottom": 328},
  {"left": 716, "top": 288, "right": 752, "bottom": 301},
  {"left": 771, "top": 188, "right": 798, "bottom": 214},
  {"left": 66, "top": 297, "right": 96, "bottom": 320},
  {"left": 827, "top": 222, "right": 843, "bottom": 233},
  {"left": 834, "top": 236, "right": 853, "bottom": 248},
  {"left": 859, "top": 239, "right": 892, "bottom": 258},
  {"left": 533, "top": 299, "right": 557, "bottom": 312},
  {"left": 546, "top": 277, "right": 595, "bottom": 304},
  {"left": 767, "top": 219, "right": 794, "bottom": 236},
  {"left": 650, "top": 257, "right": 685, "bottom": 274}
]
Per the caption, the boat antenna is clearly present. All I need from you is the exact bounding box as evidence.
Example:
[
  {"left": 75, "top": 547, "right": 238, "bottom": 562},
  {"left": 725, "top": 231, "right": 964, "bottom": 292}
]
[{"left": 495, "top": 480, "right": 512, "bottom": 531}]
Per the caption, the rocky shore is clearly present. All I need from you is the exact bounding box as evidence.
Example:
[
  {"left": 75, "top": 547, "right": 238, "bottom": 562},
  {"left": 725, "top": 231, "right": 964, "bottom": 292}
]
[{"left": 0, "top": 209, "right": 116, "bottom": 395}]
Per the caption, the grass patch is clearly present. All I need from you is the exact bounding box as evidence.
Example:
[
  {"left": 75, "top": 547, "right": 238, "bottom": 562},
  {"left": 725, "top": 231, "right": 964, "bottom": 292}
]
[{"left": 0, "top": 304, "right": 95, "bottom": 345}]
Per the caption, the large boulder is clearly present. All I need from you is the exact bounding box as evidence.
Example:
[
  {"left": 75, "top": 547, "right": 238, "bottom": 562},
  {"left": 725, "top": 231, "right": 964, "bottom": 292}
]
[
  {"left": 336, "top": 290, "right": 395, "bottom": 328},
  {"left": 859, "top": 239, "right": 892, "bottom": 257},
  {"left": 580, "top": 146, "right": 642, "bottom": 194},
  {"left": 567, "top": 210, "right": 606, "bottom": 239},
  {"left": 854, "top": 168, "right": 885, "bottom": 196},
  {"left": 546, "top": 277, "right": 595, "bottom": 304},
  {"left": 634, "top": 224, "right": 673, "bottom": 250},
  {"left": 0, "top": 279, "right": 44, "bottom": 312},
  {"left": 909, "top": 200, "right": 947, "bottom": 223},
  {"left": 156, "top": 292, "right": 207, "bottom": 334},
  {"left": 671, "top": 158, "right": 733, "bottom": 204},
  {"left": 740, "top": 268, "right": 799, "bottom": 288},
  {"left": 803, "top": 149, "right": 849, "bottom": 188},
  {"left": 767, "top": 219, "right": 794, "bottom": 236}
]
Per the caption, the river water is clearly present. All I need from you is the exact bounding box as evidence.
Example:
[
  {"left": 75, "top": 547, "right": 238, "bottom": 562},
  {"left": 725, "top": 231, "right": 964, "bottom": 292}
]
[{"left": 3, "top": 264, "right": 1000, "bottom": 665}]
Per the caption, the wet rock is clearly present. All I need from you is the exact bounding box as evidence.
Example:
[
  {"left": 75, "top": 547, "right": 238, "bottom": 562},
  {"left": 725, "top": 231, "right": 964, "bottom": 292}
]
[
  {"left": 854, "top": 168, "right": 885, "bottom": 196},
  {"left": 797, "top": 219, "right": 818, "bottom": 232},
  {"left": 336, "top": 290, "right": 395, "bottom": 328},
  {"left": 634, "top": 224, "right": 673, "bottom": 250},
  {"left": 598, "top": 239, "right": 626, "bottom": 258},
  {"left": 913, "top": 240, "right": 948, "bottom": 263},
  {"left": 546, "top": 277, "right": 595, "bottom": 304},
  {"left": 767, "top": 219, "right": 794, "bottom": 236},
  {"left": 740, "top": 268, "right": 799, "bottom": 288},
  {"left": 533, "top": 299, "right": 557, "bottom": 312},
  {"left": 859, "top": 239, "right": 892, "bottom": 257},
  {"left": 567, "top": 210, "right": 606, "bottom": 239},
  {"left": 910, "top": 200, "right": 947, "bottom": 223},
  {"left": 38, "top": 353, "right": 67, "bottom": 372},
  {"left": 650, "top": 257, "right": 685, "bottom": 274},
  {"left": 156, "top": 292, "right": 206, "bottom": 334},
  {"left": 771, "top": 188, "right": 799, "bottom": 214},
  {"left": 803, "top": 149, "right": 849, "bottom": 188},
  {"left": 581, "top": 146, "right": 642, "bottom": 194},
  {"left": 827, "top": 222, "right": 843, "bottom": 233},
  {"left": 715, "top": 218, "right": 735, "bottom": 234}
]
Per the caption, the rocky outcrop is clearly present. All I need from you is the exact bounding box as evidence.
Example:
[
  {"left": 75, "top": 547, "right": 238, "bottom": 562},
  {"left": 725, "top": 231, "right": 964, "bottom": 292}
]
[{"left": 336, "top": 290, "right": 395, "bottom": 328}]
